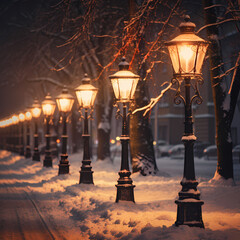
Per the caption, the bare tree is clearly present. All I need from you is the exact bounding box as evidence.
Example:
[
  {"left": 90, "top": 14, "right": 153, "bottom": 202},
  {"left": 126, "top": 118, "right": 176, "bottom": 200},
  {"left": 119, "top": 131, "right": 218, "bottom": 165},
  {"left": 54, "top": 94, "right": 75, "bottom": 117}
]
[{"left": 202, "top": 0, "right": 240, "bottom": 180}]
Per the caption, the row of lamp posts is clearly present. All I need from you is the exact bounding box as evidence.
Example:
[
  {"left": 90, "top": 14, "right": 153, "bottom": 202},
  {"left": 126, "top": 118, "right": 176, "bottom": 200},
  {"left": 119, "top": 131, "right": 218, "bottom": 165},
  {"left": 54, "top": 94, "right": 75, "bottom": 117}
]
[{"left": 0, "top": 16, "right": 208, "bottom": 228}]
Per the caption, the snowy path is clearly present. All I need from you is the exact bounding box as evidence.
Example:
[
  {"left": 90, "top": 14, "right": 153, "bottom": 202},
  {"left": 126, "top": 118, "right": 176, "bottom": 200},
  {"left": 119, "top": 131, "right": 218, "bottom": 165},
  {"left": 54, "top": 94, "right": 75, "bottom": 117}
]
[
  {"left": 0, "top": 186, "right": 56, "bottom": 240},
  {"left": 0, "top": 150, "right": 240, "bottom": 240}
]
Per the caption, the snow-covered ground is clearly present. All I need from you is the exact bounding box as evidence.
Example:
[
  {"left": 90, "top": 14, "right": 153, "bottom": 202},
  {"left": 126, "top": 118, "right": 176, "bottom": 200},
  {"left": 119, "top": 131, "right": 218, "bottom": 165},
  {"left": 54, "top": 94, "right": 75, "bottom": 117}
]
[{"left": 0, "top": 150, "right": 240, "bottom": 240}]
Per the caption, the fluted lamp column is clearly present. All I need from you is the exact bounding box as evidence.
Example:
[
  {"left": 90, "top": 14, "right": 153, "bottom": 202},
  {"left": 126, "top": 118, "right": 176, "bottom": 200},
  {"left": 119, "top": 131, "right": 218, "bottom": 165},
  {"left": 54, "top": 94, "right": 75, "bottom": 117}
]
[
  {"left": 42, "top": 93, "right": 56, "bottom": 167},
  {"left": 75, "top": 74, "right": 98, "bottom": 184},
  {"left": 31, "top": 99, "right": 42, "bottom": 161},
  {"left": 18, "top": 112, "right": 25, "bottom": 156},
  {"left": 109, "top": 57, "right": 139, "bottom": 203},
  {"left": 56, "top": 88, "right": 75, "bottom": 175},
  {"left": 165, "top": 15, "right": 209, "bottom": 228},
  {"left": 25, "top": 110, "right": 32, "bottom": 158},
  {"left": 11, "top": 115, "right": 19, "bottom": 153}
]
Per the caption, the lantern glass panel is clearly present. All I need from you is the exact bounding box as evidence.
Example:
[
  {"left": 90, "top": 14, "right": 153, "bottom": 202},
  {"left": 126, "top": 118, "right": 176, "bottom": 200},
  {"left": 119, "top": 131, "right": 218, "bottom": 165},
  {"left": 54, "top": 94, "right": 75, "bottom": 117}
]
[
  {"left": 195, "top": 44, "right": 208, "bottom": 73},
  {"left": 76, "top": 90, "right": 97, "bottom": 108},
  {"left": 31, "top": 107, "right": 41, "bottom": 118},
  {"left": 42, "top": 103, "right": 56, "bottom": 116},
  {"left": 178, "top": 43, "right": 197, "bottom": 74},
  {"left": 56, "top": 98, "right": 74, "bottom": 112},
  {"left": 110, "top": 70, "right": 139, "bottom": 102}
]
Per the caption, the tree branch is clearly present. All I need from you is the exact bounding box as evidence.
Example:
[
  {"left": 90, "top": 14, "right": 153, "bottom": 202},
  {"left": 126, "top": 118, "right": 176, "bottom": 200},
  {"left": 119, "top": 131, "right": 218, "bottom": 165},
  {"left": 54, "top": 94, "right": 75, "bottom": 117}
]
[{"left": 132, "top": 82, "right": 172, "bottom": 116}]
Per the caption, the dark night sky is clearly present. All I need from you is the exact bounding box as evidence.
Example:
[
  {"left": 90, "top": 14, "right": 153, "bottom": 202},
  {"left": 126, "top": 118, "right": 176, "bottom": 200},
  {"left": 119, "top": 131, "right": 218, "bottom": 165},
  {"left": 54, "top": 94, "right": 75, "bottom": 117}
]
[{"left": 0, "top": 0, "right": 58, "bottom": 118}]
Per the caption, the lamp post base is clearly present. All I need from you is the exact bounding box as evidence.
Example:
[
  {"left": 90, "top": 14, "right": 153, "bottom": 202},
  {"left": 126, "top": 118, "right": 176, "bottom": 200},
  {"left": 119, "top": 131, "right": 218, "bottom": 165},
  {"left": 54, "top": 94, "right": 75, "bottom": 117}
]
[
  {"left": 25, "top": 146, "right": 31, "bottom": 158},
  {"left": 58, "top": 163, "right": 70, "bottom": 174},
  {"left": 175, "top": 199, "right": 204, "bottom": 228},
  {"left": 116, "top": 170, "right": 135, "bottom": 203},
  {"left": 43, "top": 152, "right": 52, "bottom": 167},
  {"left": 20, "top": 147, "right": 25, "bottom": 156},
  {"left": 79, "top": 159, "right": 93, "bottom": 184},
  {"left": 32, "top": 151, "right": 40, "bottom": 161},
  {"left": 58, "top": 155, "right": 70, "bottom": 175},
  {"left": 79, "top": 171, "right": 93, "bottom": 184}
]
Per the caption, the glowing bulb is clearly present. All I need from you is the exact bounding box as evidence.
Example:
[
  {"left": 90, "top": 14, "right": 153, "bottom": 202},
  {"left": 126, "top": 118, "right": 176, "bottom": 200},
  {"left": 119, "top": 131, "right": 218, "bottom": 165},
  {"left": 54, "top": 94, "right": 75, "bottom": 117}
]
[
  {"left": 32, "top": 107, "right": 41, "bottom": 118},
  {"left": 19, "top": 113, "right": 25, "bottom": 122},
  {"left": 25, "top": 111, "right": 32, "bottom": 121}
]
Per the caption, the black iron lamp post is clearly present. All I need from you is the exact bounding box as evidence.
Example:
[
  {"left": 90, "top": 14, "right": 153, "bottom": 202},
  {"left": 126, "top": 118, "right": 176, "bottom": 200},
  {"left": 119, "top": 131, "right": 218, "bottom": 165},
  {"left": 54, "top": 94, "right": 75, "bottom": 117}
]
[
  {"left": 56, "top": 88, "right": 75, "bottom": 175},
  {"left": 75, "top": 74, "right": 98, "bottom": 184},
  {"left": 42, "top": 93, "right": 56, "bottom": 167},
  {"left": 11, "top": 115, "right": 19, "bottom": 153},
  {"left": 18, "top": 112, "right": 25, "bottom": 156},
  {"left": 31, "top": 99, "right": 42, "bottom": 161},
  {"left": 165, "top": 15, "right": 209, "bottom": 228},
  {"left": 109, "top": 57, "right": 139, "bottom": 203},
  {"left": 24, "top": 110, "right": 32, "bottom": 158}
]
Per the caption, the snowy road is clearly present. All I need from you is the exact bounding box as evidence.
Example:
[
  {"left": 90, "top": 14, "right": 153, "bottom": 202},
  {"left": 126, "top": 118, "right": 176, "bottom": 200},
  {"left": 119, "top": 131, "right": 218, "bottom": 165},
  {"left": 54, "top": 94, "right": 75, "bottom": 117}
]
[
  {"left": 0, "top": 150, "right": 240, "bottom": 240},
  {"left": 0, "top": 186, "right": 56, "bottom": 240}
]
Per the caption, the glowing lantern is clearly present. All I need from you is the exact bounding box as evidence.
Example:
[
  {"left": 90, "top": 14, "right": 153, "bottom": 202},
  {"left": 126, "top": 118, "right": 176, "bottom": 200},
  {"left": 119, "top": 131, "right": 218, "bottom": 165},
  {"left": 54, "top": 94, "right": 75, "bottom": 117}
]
[
  {"left": 75, "top": 74, "right": 98, "bottom": 109},
  {"left": 109, "top": 57, "right": 139, "bottom": 102},
  {"left": 42, "top": 93, "right": 56, "bottom": 116},
  {"left": 25, "top": 111, "right": 32, "bottom": 121},
  {"left": 31, "top": 99, "right": 42, "bottom": 118},
  {"left": 56, "top": 88, "right": 74, "bottom": 113},
  {"left": 18, "top": 113, "right": 25, "bottom": 122},
  {"left": 165, "top": 15, "right": 208, "bottom": 78}
]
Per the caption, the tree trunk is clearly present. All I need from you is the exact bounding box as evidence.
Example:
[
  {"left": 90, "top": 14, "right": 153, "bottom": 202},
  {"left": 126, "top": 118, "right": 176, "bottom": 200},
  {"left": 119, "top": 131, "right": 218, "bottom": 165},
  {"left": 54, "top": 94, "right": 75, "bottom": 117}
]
[
  {"left": 128, "top": 0, "right": 157, "bottom": 176},
  {"left": 96, "top": 75, "right": 114, "bottom": 161},
  {"left": 203, "top": 0, "right": 236, "bottom": 179},
  {"left": 130, "top": 78, "right": 158, "bottom": 175}
]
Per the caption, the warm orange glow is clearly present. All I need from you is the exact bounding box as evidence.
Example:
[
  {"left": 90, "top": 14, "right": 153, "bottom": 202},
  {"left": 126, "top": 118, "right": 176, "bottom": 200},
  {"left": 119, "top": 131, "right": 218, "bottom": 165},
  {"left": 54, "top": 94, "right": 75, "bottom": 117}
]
[
  {"left": 56, "top": 98, "right": 74, "bottom": 113},
  {"left": 31, "top": 107, "right": 41, "bottom": 118},
  {"left": 12, "top": 115, "right": 19, "bottom": 124},
  {"left": 75, "top": 90, "right": 97, "bottom": 109},
  {"left": 25, "top": 111, "right": 32, "bottom": 121},
  {"left": 75, "top": 76, "right": 98, "bottom": 109},
  {"left": 42, "top": 94, "right": 56, "bottom": 116},
  {"left": 166, "top": 33, "right": 208, "bottom": 77},
  {"left": 153, "top": 141, "right": 157, "bottom": 146},
  {"left": 19, "top": 113, "right": 25, "bottom": 122},
  {"left": 110, "top": 70, "right": 139, "bottom": 102},
  {"left": 56, "top": 88, "right": 75, "bottom": 113},
  {"left": 56, "top": 139, "right": 60, "bottom": 144},
  {"left": 42, "top": 103, "right": 56, "bottom": 116},
  {"left": 110, "top": 139, "right": 115, "bottom": 144}
]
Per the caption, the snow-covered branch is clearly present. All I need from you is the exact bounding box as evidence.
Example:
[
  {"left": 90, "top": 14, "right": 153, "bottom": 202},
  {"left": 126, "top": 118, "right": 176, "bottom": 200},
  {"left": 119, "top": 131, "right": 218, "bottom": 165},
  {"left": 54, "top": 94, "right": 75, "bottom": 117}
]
[{"left": 132, "top": 82, "right": 172, "bottom": 116}]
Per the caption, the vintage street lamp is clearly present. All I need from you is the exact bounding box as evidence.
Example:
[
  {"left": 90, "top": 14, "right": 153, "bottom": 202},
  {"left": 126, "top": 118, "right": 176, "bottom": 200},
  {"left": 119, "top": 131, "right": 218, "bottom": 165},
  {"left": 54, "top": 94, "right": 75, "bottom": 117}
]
[
  {"left": 165, "top": 15, "right": 208, "bottom": 228},
  {"left": 56, "top": 87, "right": 74, "bottom": 174},
  {"left": 25, "top": 110, "right": 32, "bottom": 158},
  {"left": 11, "top": 115, "right": 19, "bottom": 153},
  {"left": 75, "top": 74, "right": 98, "bottom": 184},
  {"left": 18, "top": 112, "right": 25, "bottom": 156},
  {"left": 31, "top": 99, "right": 42, "bottom": 161},
  {"left": 109, "top": 57, "right": 139, "bottom": 203},
  {"left": 42, "top": 93, "right": 56, "bottom": 167}
]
